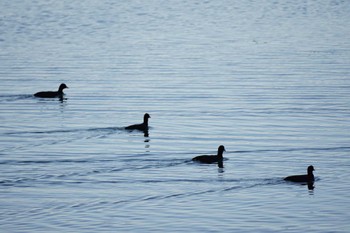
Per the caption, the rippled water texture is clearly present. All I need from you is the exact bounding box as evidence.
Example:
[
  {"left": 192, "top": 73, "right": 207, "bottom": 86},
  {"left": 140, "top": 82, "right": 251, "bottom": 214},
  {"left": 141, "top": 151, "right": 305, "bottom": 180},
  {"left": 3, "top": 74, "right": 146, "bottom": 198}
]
[{"left": 1, "top": 0, "right": 350, "bottom": 232}]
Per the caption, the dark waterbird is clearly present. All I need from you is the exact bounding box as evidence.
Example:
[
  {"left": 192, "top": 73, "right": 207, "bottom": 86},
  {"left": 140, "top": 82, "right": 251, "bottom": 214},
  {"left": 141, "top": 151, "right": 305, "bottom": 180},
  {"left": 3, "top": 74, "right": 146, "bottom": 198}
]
[
  {"left": 125, "top": 113, "right": 151, "bottom": 131},
  {"left": 192, "top": 145, "right": 226, "bottom": 167},
  {"left": 34, "top": 83, "right": 68, "bottom": 98},
  {"left": 284, "top": 165, "right": 315, "bottom": 183}
]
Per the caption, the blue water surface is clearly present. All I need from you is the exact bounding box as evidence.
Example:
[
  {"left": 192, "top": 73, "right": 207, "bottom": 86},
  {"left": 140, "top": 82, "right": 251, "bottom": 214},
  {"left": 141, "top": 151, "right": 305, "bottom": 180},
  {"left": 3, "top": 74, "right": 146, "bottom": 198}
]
[{"left": 1, "top": 0, "right": 350, "bottom": 232}]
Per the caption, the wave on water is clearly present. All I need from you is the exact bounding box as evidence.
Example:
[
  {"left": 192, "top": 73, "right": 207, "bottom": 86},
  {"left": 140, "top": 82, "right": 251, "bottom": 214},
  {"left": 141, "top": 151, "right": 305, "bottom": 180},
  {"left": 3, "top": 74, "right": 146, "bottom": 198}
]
[
  {"left": 232, "top": 146, "right": 350, "bottom": 154},
  {"left": 0, "top": 154, "right": 285, "bottom": 192},
  {"left": 0, "top": 94, "right": 33, "bottom": 102},
  {"left": 54, "top": 178, "right": 287, "bottom": 211},
  {"left": 0, "top": 126, "right": 127, "bottom": 153},
  {"left": 2, "top": 126, "right": 124, "bottom": 136},
  {"left": 0, "top": 158, "right": 110, "bottom": 165}
]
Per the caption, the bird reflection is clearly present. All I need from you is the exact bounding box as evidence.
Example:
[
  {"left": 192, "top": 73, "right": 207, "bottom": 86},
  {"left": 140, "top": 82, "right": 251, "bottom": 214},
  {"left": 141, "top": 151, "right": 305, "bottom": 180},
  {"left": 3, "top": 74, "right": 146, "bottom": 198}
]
[
  {"left": 307, "top": 182, "right": 315, "bottom": 191},
  {"left": 143, "top": 130, "right": 150, "bottom": 152},
  {"left": 59, "top": 96, "right": 68, "bottom": 103},
  {"left": 218, "top": 160, "right": 224, "bottom": 169},
  {"left": 218, "top": 160, "right": 224, "bottom": 173},
  {"left": 143, "top": 130, "right": 149, "bottom": 138}
]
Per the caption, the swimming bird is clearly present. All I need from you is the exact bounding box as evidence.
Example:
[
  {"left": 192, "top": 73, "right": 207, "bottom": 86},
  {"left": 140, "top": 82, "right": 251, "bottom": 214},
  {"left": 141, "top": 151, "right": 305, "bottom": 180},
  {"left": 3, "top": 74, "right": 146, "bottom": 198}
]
[
  {"left": 284, "top": 165, "right": 315, "bottom": 183},
  {"left": 34, "top": 83, "right": 68, "bottom": 98},
  {"left": 192, "top": 145, "right": 226, "bottom": 164},
  {"left": 125, "top": 113, "right": 151, "bottom": 131}
]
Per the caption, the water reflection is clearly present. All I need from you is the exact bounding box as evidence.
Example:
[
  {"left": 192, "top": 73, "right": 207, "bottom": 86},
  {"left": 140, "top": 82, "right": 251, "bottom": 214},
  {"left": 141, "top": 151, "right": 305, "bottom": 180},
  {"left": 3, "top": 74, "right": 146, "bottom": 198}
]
[
  {"left": 59, "top": 96, "right": 68, "bottom": 103},
  {"left": 144, "top": 130, "right": 150, "bottom": 151},
  {"left": 218, "top": 160, "right": 224, "bottom": 169},
  {"left": 217, "top": 160, "right": 225, "bottom": 173},
  {"left": 307, "top": 182, "right": 315, "bottom": 191}
]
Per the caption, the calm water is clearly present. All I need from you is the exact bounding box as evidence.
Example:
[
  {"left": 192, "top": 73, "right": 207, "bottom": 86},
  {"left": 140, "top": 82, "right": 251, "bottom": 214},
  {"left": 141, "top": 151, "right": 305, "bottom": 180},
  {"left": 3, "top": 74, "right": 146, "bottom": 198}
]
[{"left": 1, "top": 0, "right": 350, "bottom": 232}]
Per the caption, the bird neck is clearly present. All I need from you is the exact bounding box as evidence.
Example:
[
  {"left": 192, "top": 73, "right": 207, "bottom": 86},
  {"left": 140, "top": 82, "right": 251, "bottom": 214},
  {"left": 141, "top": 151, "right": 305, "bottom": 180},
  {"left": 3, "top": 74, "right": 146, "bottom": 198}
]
[{"left": 217, "top": 151, "right": 223, "bottom": 158}]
